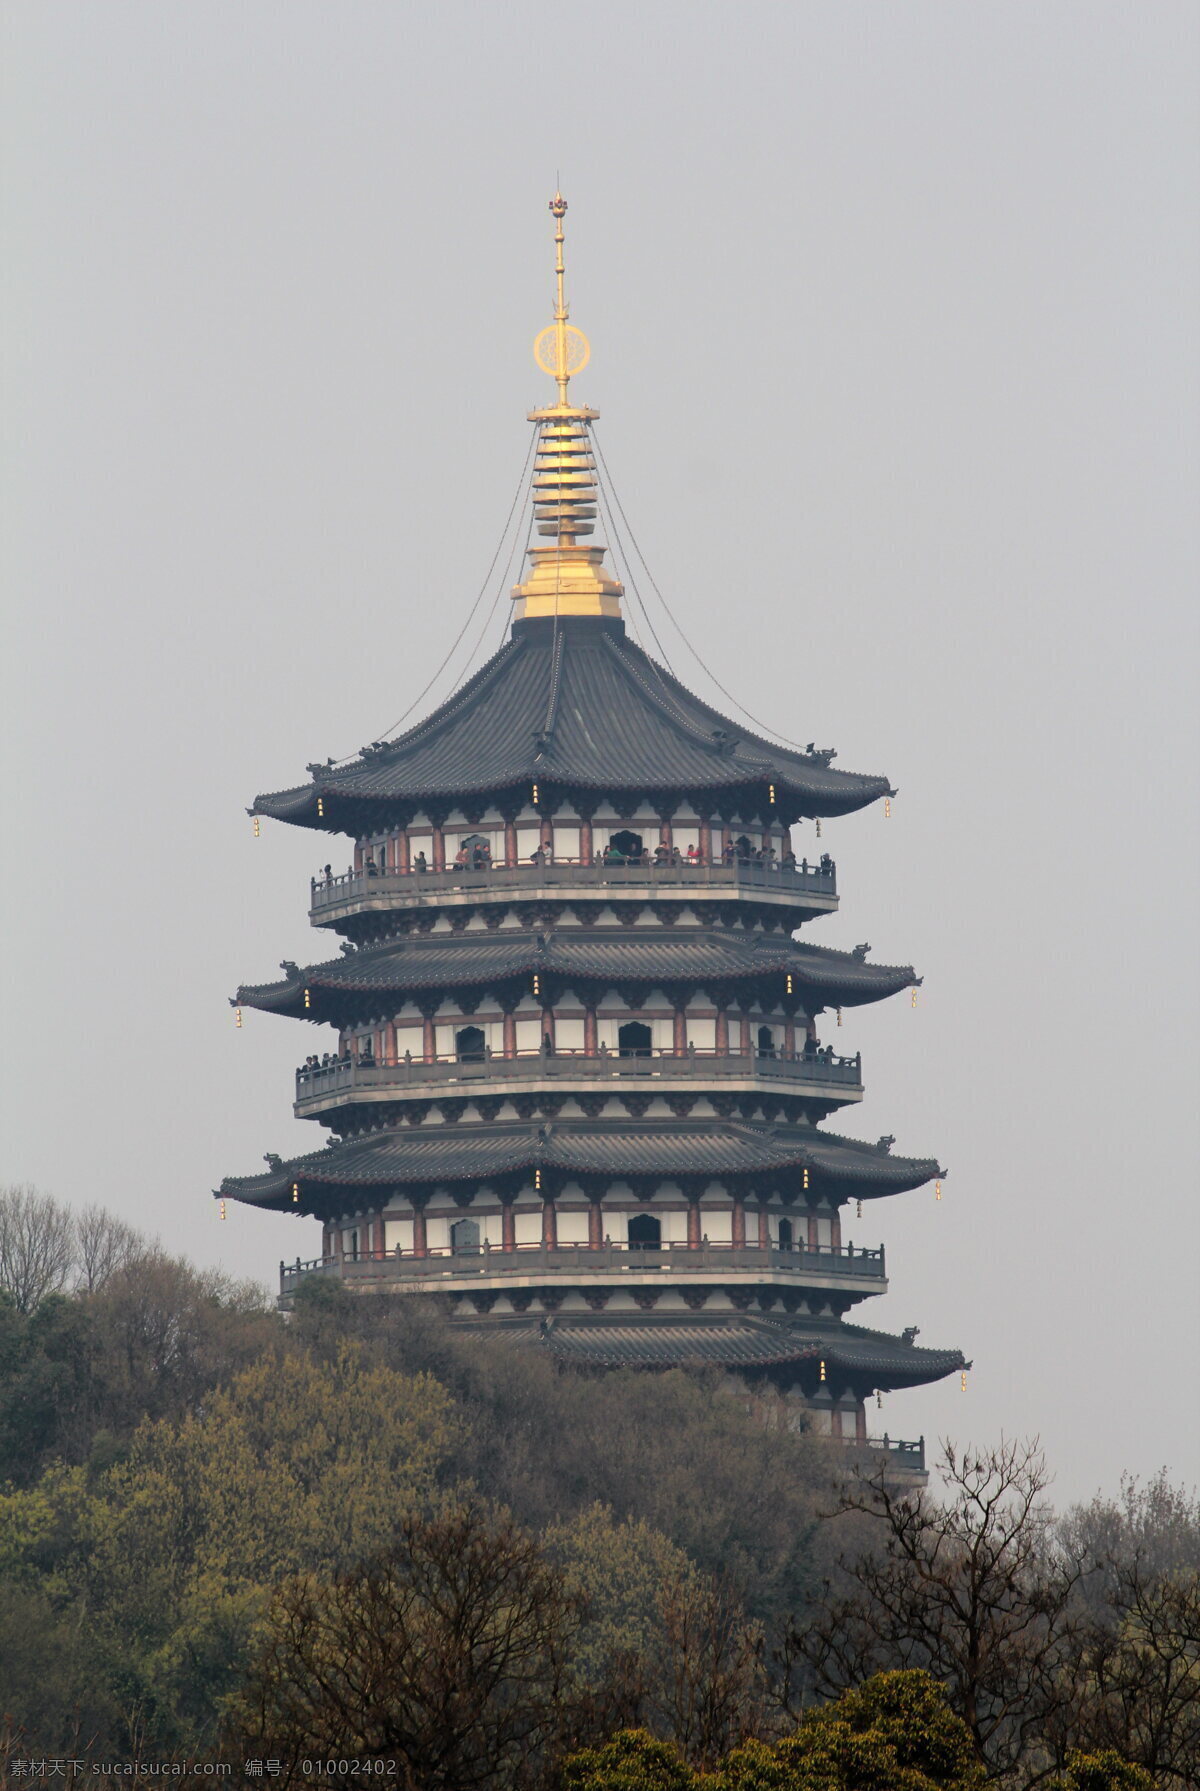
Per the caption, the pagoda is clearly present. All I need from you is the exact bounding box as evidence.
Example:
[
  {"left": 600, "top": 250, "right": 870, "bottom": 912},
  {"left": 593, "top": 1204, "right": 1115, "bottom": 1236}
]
[{"left": 222, "top": 195, "right": 967, "bottom": 1463}]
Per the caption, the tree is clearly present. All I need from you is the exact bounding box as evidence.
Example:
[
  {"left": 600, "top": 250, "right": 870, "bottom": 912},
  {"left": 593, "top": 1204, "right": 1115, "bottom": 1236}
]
[
  {"left": 559, "top": 1728, "right": 698, "bottom": 1791},
  {"left": 788, "top": 1440, "right": 1080, "bottom": 1779},
  {"left": 74, "top": 1204, "right": 144, "bottom": 1294},
  {"left": 1044, "top": 1752, "right": 1154, "bottom": 1791},
  {"left": 717, "top": 1671, "right": 983, "bottom": 1791},
  {"left": 226, "top": 1508, "right": 580, "bottom": 1788},
  {"left": 0, "top": 1185, "right": 75, "bottom": 1312}
]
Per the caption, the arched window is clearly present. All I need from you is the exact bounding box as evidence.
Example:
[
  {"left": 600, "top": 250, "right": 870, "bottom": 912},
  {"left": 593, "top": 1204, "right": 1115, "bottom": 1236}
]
[
  {"left": 757, "top": 1025, "right": 776, "bottom": 1058},
  {"left": 607, "top": 829, "right": 643, "bottom": 863},
  {"left": 627, "top": 1213, "right": 662, "bottom": 1250},
  {"left": 456, "top": 1025, "right": 486, "bottom": 1062},
  {"left": 618, "top": 1021, "right": 653, "bottom": 1058},
  {"left": 777, "top": 1217, "right": 794, "bottom": 1251},
  {"left": 450, "top": 1217, "right": 481, "bottom": 1255},
  {"left": 459, "top": 832, "right": 492, "bottom": 869}
]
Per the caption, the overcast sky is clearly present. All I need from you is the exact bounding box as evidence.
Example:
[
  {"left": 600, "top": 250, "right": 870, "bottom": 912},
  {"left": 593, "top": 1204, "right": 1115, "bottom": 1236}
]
[{"left": 3, "top": 1, "right": 1197, "bottom": 1506}]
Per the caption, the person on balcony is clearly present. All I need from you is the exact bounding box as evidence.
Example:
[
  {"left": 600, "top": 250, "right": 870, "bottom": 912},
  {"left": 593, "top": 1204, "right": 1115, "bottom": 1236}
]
[
  {"left": 686, "top": 843, "right": 699, "bottom": 865},
  {"left": 819, "top": 852, "right": 834, "bottom": 876},
  {"left": 365, "top": 854, "right": 378, "bottom": 877},
  {"left": 782, "top": 846, "right": 796, "bottom": 871},
  {"left": 414, "top": 851, "right": 428, "bottom": 873},
  {"left": 530, "top": 844, "right": 546, "bottom": 867},
  {"left": 722, "top": 840, "right": 735, "bottom": 866},
  {"left": 454, "top": 845, "right": 470, "bottom": 868},
  {"left": 323, "top": 863, "right": 333, "bottom": 883},
  {"left": 654, "top": 842, "right": 670, "bottom": 866},
  {"left": 803, "top": 1032, "right": 819, "bottom": 1059},
  {"left": 359, "top": 1040, "right": 375, "bottom": 1067}
]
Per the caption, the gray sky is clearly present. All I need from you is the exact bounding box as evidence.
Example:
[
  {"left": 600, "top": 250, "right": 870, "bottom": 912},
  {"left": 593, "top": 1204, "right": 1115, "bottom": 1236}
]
[{"left": 3, "top": 1, "right": 1197, "bottom": 1506}]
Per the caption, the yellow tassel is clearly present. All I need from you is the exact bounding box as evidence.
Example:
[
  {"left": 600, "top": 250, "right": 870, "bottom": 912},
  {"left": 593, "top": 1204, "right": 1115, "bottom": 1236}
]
[
  {"left": 532, "top": 783, "right": 540, "bottom": 806},
  {"left": 533, "top": 973, "right": 540, "bottom": 996},
  {"left": 219, "top": 1199, "right": 226, "bottom": 1221},
  {"left": 292, "top": 1183, "right": 300, "bottom": 1204},
  {"left": 317, "top": 796, "right": 325, "bottom": 818},
  {"left": 786, "top": 973, "right": 793, "bottom": 994},
  {"left": 303, "top": 988, "right": 311, "bottom": 1010},
  {"left": 235, "top": 1007, "right": 243, "bottom": 1028},
  {"left": 884, "top": 797, "right": 891, "bottom": 819},
  {"left": 961, "top": 1371, "right": 967, "bottom": 1392},
  {"left": 876, "top": 1390, "right": 882, "bottom": 1408},
  {"left": 252, "top": 816, "right": 261, "bottom": 837},
  {"left": 857, "top": 1199, "right": 862, "bottom": 1218},
  {"left": 837, "top": 1008, "right": 843, "bottom": 1027},
  {"left": 911, "top": 989, "right": 918, "bottom": 1008},
  {"left": 535, "top": 1168, "right": 542, "bottom": 1191},
  {"left": 802, "top": 1168, "right": 810, "bottom": 1190},
  {"left": 935, "top": 1180, "right": 942, "bottom": 1201},
  {"left": 819, "top": 1359, "right": 827, "bottom": 1382},
  {"left": 768, "top": 783, "right": 776, "bottom": 805},
  {"left": 815, "top": 819, "right": 822, "bottom": 838}
]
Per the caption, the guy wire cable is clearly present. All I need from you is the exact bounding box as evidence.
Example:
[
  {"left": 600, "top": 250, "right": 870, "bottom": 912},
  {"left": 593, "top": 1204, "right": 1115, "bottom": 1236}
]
[
  {"left": 590, "top": 425, "right": 816, "bottom": 753},
  {"left": 328, "top": 421, "right": 539, "bottom": 760},
  {"left": 588, "top": 425, "right": 675, "bottom": 671}
]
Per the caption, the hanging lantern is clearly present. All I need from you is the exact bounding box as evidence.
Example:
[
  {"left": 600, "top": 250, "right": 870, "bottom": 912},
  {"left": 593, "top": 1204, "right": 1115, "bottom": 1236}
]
[
  {"left": 252, "top": 816, "right": 261, "bottom": 837},
  {"left": 303, "top": 988, "right": 312, "bottom": 1010},
  {"left": 532, "top": 972, "right": 541, "bottom": 996},
  {"left": 768, "top": 783, "right": 776, "bottom": 806},
  {"left": 219, "top": 1199, "right": 226, "bottom": 1221},
  {"left": 960, "top": 1371, "right": 968, "bottom": 1392},
  {"left": 535, "top": 1168, "right": 542, "bottom": 1192},
  {"left": 532, "top": 782, "right": 540, "bottom": 806},
  {"left": 802, "top": 1168, "right": 810, "bottom": 1190},
  {"left": 876, "top": 1390, "right": 882, "bottom": 1409},
  {"left": 911, "top": 989, "right": 918, "bottom": 1008},
  {"left": 856, "top": 1199, "right": 862, "bottom": 1219},
  {"left": 836, "top": 1007, "right": 843, "bottom": 1027},
  {"left": 884, "top": 797, "right": 891, "bottom": 819},
  {"left": 786, "top": 973, "right": 793, "bottom": 995},
  {"left": 292, "top": 1183, "right": 300, "bottom": 1204},
  {"left": 819, "top": 1358, "right": 827, "bottom": 1383},
  {"left": 935, "top": 1180, "right": 942, "bottom": 1201},
  {"left": 235, "top": 1006, "right": 243, "bottom": 1028},
  {"left": 815, "top": 819, "right": 822, "bottom": 838},
  {"left": 317, "top": 797, "right": 325, "bottom": 818}
]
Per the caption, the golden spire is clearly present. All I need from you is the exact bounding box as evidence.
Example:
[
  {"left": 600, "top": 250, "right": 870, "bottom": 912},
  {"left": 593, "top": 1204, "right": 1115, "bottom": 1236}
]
[{"left": 512, "top": 193, "right": 623, "bottom": 621}]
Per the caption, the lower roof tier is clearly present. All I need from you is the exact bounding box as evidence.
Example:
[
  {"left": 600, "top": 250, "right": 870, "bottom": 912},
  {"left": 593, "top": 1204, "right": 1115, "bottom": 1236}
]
[
  {"left": 522, "top": 1311, "right": 967, "bottom": 1387},
  {"left": 236, "top": 928, "right": 918, "bottom": 1021},
  {"left": 220, "top": 1117, "right": 943, "bottom": 1217}
]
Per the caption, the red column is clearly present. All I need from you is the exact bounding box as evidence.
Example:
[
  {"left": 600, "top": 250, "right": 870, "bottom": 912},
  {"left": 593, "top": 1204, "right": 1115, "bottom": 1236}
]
[
  {"left": 687, "top": 1200, "right": 702, "bottom": 1248},
  {"left": 321, "top": 1223, "right": 331, "bottom": 1261},
  {"left": 541, "top": 1009, "right": 555, "bottom": 1048},
  {"left": 431, "top": 826, "right": 445, "bottom": 872},
  {"left": 540, "top": 816, "right": 554, "bottom": 854},
  {"left": 580, "top": 818, "right": 593, "bottom": 866},
  {"left": 396, "top": 831, "right": 410, "bottom": 873},
  {"left": 784, "top": 1018, "right": 796, "bottom": 1057},
  {"left": 855, "top": 1401, "right": 867, "bottom": 1443},
  {"left": 412, "top": 1205, "right": 428, "bottom": 1259},
  {"left": 584, "top": 1006, "right": 598, "bottom": 1054},
  {"left": 503, "top": 1011, "right": 517, "bottom": 1058},
  {"left": 807, "top": 1211, "right": 819, "bottom": 1251},
  {"left": 731, "top": 1195, "right": 746, "bottom": 1249},
  {"left": 588, "top": 1199, "right": 603, "bottom": 1246},
  {"left": 740, "top": 1015, "right": 752, "bottom": 1055},
  {"left": 385, "top": 1020, "right": 397, "bottom": 1064},
  {"left": 699, "top": 818, "right": 711, "bottom": 864},
  {"left": 353, "top": 841, "right": 364, "bottom": 872},
  {"left": 715, "top": 1008, "right": 729, "bottom": 1056},
  {"left": 721, "top": 825, "right": 732, "bottom": 860},
  {"left": 659, "top": 818, "right": 672, "bottom": 849},
  {"left": 831, "top": 1210, "right": 842, "bottom": 1250},
  {"left": 372, "top": 1215, "right": 385, "bottom": 1259},
  {"left": 422, "top": 1014, "right": 436, "bottom": 1063},
  {"left": 757, "top": 1205, "right": 770, "bottom": 1249},
  {"left": 504, "top": 819, "right": 518, "bottom": 867},
  {"left": 501, "top": 1201, "right": 516, "bottom": 1252},
  {"left": 673, "top": 1006, "right": 688, "bottom": 1055},
  {"left": 541, "top": 1197, "right": 558, "bottom": 1248},
  {"left": 831, "top": 1407, "right": 844, "bottom": 1440}
]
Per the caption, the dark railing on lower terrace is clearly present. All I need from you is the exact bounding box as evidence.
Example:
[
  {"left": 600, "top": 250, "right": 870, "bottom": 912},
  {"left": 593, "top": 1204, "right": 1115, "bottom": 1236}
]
[
  {"left": 279, "top": 1238, "right": 885, "bottom": 1291},
  {"left": 310, "top": 856, "right": 837, "bottom": 915},
  {"left": 295, "top": 1045, "right": 863, "bottom": 1103},
  {"left": 860, "top": 1435, "right": 926, "bottom": 1472}
]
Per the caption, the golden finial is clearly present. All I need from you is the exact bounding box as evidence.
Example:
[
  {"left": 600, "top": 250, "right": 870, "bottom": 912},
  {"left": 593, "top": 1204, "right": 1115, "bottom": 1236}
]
[{"left": 513, "top": 194, "right": 622, "bottom": 621}]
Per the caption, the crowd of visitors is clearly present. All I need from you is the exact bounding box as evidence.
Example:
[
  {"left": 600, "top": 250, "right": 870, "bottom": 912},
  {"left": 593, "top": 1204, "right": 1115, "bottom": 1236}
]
[{"left": 317, "top": 842, "right": 836, "bottom": 881}]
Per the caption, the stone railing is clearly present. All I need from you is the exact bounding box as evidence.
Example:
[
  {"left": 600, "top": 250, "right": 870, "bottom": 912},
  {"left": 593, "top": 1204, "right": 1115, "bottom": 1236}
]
[
  {"left": 310, "top": 856, "right": 837, "bottom": 915},
  {"left": 279, "top": 1237, "right": 886, "bottom": 1291},
  {"left": 294, "top": 1046, "right": 863, "bottom": 1104}
]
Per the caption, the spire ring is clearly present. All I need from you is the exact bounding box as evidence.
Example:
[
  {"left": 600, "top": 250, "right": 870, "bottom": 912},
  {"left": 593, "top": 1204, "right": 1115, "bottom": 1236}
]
[{"left": 534, "top": 324, "right": 590, "bottom": 378}]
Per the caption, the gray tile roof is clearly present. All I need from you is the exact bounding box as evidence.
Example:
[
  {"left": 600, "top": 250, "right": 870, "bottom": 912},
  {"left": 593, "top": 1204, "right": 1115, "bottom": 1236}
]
[
  {"left": 251, "top": 617, "right": 894, "bottom": 827},
  {"left": 220, "top": 1117, "right": 942, "bottom": 1205},
  {"left": 236, "top": 928, "right": 917, "bottom": 1014},
  {"left": 540, "top": 1314, "right": 966, "bottom": 1382}
]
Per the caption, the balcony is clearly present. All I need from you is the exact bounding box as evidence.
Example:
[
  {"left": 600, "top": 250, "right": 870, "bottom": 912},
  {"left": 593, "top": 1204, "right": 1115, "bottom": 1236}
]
[
  {"left": 309, "top": 857, "right": 838, "bottom": 926},
  {"left": 279, "top": 1236, "right": 886, "bottom": 1295},
  {"left": 294, "top": 1045, "right": 864, "bottom": 1115}
]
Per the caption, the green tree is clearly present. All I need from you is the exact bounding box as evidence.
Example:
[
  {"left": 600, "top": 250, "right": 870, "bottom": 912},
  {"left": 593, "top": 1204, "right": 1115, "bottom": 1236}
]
[
  {"left": 1045, "top": 1751, "right": 1155, "bottom": 1791},
  {"left": 559, "top": 1728, "right": 698, "bottom": 1791}
]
